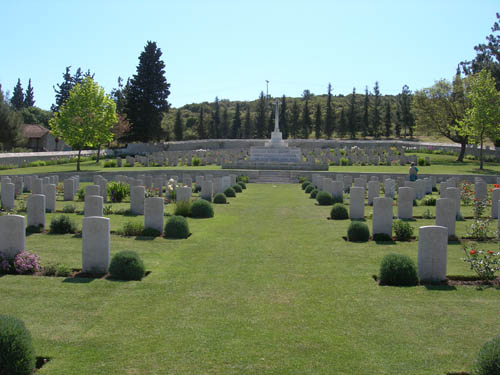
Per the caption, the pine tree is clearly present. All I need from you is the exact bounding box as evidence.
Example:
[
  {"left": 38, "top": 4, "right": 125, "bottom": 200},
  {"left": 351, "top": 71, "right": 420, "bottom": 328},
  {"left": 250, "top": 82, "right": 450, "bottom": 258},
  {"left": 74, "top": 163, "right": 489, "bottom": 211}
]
[
  {"left": 384, "top": 101, "right": 392, "bottom": 138},
  {"left": 110, "top": 77, "right": 128, "bottom": 114},
  {"left": 347, "top": 88, "right": 358, "bottom": 139},
  {"left": 395, "top": 105, "right": 402, "bottom": 137},
  {"left": 324, "top": 83, "right": 335, "bottom": 139},
  {"left": 372, "top": 81, "right": 381, "bottom": 138},
  {"left": 198, "top": 106, "right": 206, "bottom": 139},
  {"left": 243, "top": 106, "right": 253, "bottom": 138},
  {"left": 221, "top": 106, "right": 230, "bottom": 138},
  {"left": 290, "top": 100, "right": 300, "bottom": 138},
  {"left": 174, "top": 110, "right": 183, "bottom": 141},
  {"left": 24, "top": 79, "right": 35, "bottom": 107},
  {"left": 124, "top": 41, "right": 171, "bottom": 142},
  {"left": 301, "top": 99, "right": 312, "bottom": 139},
  {"left": 362, "top": 86, "right": 369, "bottom": 137},
  {"left": 397, "top": 84, "right": 414, "bottom": 138},
  {"left": 338, "top": 107, "right": 347, "bottom": 138},
  {"left": 267, "top": 106, "right": 274, "bottom": 137},
  {"left": 52, "top": 66, "right": 94, "bottom": 112},
  {"left": 279, "top": 95, "right": 289, "bottom": 139},
  {"left": 11, "top": 79, "right": 24, "bottom": 110},
  {"left": 231, "top": 103, "right": 241, "bottom": 138},
  {"left": 255, "top": 91, "right": 266, "bottom": 138},
  {"left": 314, "top": 103, "right": 322, "bottom": 139},
  {"left": 212, "top": 97, "right": 221, "bottom": 138}
]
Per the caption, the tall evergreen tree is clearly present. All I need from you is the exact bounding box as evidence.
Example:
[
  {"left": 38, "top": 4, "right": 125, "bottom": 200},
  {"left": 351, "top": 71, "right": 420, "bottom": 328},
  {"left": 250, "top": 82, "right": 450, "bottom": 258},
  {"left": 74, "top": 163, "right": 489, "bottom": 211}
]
[
  {"left": 255, "top": 91, "right": 266, "bottom": 138},
  {"left": 314, "top": 102, "right": 322, "bottom": 139},
  {"left": 11, "top": 79, "right": 24, "bottom": 110},
  {"left": 397, "top": 84, "right": 414, "bottom": 138},
  {"left": 290, "top": 100, "right": 300, "bottom": 138},
  {"left": 372, "top": 81, "right": 381, "bottom": 138},
  {"left": 52, "top": 66, "right": 94, "bottom": 112},
  {"left": 362, "top": 86, "right": 369, "bottom": 137},
  {"left": 0, "top": 85, "right": 23, "bottom": 149},
  {"left": 301, "top": 99, "right": 312, "bottom": 139},
  {"left": 395, "top": 106, "right": 402, "bottom": 137},
  {"left": 221, "top": 106, "right": 230, "bottom": 138},
  {"left": 324, "top": 83, "right": 335, "bottom": 139},
  {"left": 384, "top": 101, "right": 392, "bottom": 138},
  {"left": 24, "top": 79, "right": 35, "bottom": 107},
  {"left": 347, "top": 88, "right": 358, "bottom": 139},
  {"left": 174, "top": 110, "right": 183, "bottom": 141},
  {"left": 231, "top": 103, "right": 241, "bottom": 138},
  {"left": 279, "top": 95, "right": 289, "bottom": 139},
  {"left": 198, "top": 106, "right": 206, "bottom": 139},
  {"left": 338, "top": 107, "right": 347, "bottom": 138},
  {"left": 212, "top": 97, "right": 221, "bottom": 138},
  {"left": 243, "top": 106, "right": 253, "bottom": 138},
  {"left": 124, "top": 41, "right": 171, "bottom": 142},
  {"left": 110, "top": 77, "right": 129, "bottom": 114},
  {"left": 267, "top": 105, "right": 275, "bottom": 137}
]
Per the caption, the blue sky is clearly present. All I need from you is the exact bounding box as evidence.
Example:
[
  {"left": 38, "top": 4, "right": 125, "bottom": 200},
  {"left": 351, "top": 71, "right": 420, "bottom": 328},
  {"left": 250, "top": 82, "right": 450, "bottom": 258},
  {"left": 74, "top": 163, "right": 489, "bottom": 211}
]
[{"left": 0, "top": 1, "right": 498, "bottom": 110}]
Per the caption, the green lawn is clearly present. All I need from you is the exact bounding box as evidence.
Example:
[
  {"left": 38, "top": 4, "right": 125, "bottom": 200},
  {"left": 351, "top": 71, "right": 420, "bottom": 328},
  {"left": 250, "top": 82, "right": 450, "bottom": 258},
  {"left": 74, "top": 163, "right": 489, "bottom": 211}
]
[{"left": 1, "top": 184, "right": 499, "bottom": 374}]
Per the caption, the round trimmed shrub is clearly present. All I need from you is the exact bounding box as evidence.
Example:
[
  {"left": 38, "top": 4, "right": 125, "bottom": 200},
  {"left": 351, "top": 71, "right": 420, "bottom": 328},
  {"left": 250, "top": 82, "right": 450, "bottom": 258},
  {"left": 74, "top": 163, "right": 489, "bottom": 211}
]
[
  {"left": 164, "top": 215, "right": 190, "bottom": 239},
  {"left": 49, "top": 215, "right": 77, "bottom": 234},
  {"left": 109, "top": 251, "right": 145, "bottom": 281},
  {"left": 237, "top": 181, "right": 246, "bottom": 189},
  {"left": 474, "top": 335, "right": 500, "bottom": 375},
  {"left": 174, "top": 200, "right": 192, "bottom": 217},
  {"left": 393, "top": 220, "right": 414, "bottom": 241},
  {"left": 347, "top": 221, "right": 370, "bottom": 242},
  {"left": 190, "top": 199, "right": 214, "bottom": 218},
  {"left": 379, "top": 253, "right": 418, "bottom": 286},
  {"left": 301, "top": 181, "right": 311, "bottom": 190},
  {"left": 305, "top": 184, "right": 314, "bottom": 194},
  {"left": 224, "top": 187, "right": 236, "bottom": 198},
  {"left": 232, "top": 184, "right": 242, "bottom": 193},
  {"left": 0, "top": 315, "right": 35, "bottom": 375},
  {"left": 310, "top": 189, "right": 319, "bottom": 199},
  {"left": 330, "top": 203, "right": 348, "bottom": 220},
  {"left": 316, "top": 191, "right": 333, "bottom": 206},
  {"left": 213, "top": 193, "right": 227, "bottom": 204}
]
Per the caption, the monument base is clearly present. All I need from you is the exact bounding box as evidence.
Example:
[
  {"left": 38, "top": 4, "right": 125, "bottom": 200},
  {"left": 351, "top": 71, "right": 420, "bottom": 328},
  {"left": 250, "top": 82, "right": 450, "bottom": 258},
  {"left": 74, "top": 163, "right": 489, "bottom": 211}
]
[{"left": 249, "top": 146, "right": 302, "bottom": 163}]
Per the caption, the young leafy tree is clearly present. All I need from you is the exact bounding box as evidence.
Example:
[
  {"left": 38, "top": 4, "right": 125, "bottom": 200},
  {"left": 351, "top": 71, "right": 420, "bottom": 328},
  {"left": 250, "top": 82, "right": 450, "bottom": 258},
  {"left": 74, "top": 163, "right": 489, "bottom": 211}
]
[
  {"left": 198, "top": 106, "right": 206, "bottom": 139},
  {"left": 362, "top": 86, "right": 369, "bottom": 137},
  {"left": 231, "top": 102, "right": 241, "bottom": 139},
  {"left": 255, "top": 91, "right": 267, "bottom": 138},
  {"left": 279, "top": 95, "right": 289, "bottom": 139},
  {"left": 174, "top": 109, "right": 183, "bottom": 141},
  {"left": 314, "top": 102, "right": 322, "bottom": 139},
  {"left": 125, "top": 41, "right": 170, "bottom": 142},
  {"left": 301, "top": 98, "right": 312, "bottom": 139},
  {"left": 384, "top": 101, "right": 392, "bottom": 138},
  {"left": 347, "top": 88, "right": 358, "bottom": 139},
  {"left": 456, "top": 70, "right": 500, "bottom": 169},
  {"left": 24, "top": 79, "right": 35, "bottom": 107},
  {"left": 0, "top": 85, "right": 23, "bottom": 149},
  {"left": 11, "top": 79, "right": 24, "bottom": 110},
  {"left": 221, "top": 106, "right": 230, "bottom": 139},
  {"left": 372, "top": 81, "right": 381, "bottom": 138},
  {"left": 338, "top": 107, "right": 347, "bottom": 138},
  {"left": 290, "top": 100, "right": 300, "bottom": 138},
  {"left": 413, "top": 73, "right": 470, "bottom": 161},
  {"left": 243, "top": 105, "right": 253, "bottom": 138},
  {"left": 49, "top": 77, "right": 117, "bottom": 171},
  {"left": 324, "top": 83, "right": 335, "bottom": 139}
]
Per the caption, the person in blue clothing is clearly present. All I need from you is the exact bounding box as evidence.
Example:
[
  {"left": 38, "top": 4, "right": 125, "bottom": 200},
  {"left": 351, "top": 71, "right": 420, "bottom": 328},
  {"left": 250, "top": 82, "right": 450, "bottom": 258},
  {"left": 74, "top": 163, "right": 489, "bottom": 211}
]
[{"left": 409, "top": 162, "right": 418, "bottom": 181}]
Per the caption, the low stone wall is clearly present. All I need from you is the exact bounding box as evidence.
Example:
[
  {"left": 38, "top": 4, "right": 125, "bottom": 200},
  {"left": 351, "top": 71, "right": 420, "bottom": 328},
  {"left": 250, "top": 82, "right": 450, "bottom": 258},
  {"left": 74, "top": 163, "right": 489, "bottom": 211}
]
[
  {"left": 0, "top": 150, "right": 108, "bottom": 167},
  {"left": 222, "top": 162, "right": 328, "bottom": 171}
]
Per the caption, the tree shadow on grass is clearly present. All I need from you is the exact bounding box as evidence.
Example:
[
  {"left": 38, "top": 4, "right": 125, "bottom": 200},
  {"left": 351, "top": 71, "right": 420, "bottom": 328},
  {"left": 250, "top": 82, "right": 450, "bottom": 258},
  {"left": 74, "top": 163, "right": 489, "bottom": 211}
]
[{"left": 423, "top": 285, "right": 457, "bottom": 292}]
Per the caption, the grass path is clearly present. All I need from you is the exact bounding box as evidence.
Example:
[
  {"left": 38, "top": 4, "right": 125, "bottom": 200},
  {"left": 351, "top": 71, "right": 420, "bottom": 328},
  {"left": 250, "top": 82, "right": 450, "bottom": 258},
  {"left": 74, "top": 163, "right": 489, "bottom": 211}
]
[{"left": 1, "top": 184, "right": 499, "bottom": 374}]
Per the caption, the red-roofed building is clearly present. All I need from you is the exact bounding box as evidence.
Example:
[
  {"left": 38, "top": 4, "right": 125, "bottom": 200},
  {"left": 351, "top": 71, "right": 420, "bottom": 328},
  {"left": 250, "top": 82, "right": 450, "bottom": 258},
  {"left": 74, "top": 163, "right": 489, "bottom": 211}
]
[{"left": 23, "top": 124, "right": 69, "bottom": 152}]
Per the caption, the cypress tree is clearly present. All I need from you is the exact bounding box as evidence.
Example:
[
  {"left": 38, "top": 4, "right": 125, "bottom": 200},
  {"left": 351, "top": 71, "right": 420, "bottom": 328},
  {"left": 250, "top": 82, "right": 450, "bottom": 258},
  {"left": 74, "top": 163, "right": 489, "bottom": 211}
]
[
  {"left": 372, "top": 81, "right": 381, "bottom": 138},
  {"left": 267, "top": 106, "right": 274, "bottom": 138},
  {"left": 212, "top": 97, "right": 220, "bottom": 138},
  {"left": 243, "top": 105, "right": 253, "bottom": 138},
  {"left": 301, "top": 99, "right": 312, "bottom": 139},
  {"left": 397, "top": 85, "right": 414, "bottom": 138},
  {"left": 174, "top": 110, "right": 183, "bottom": 141},
  {"left": 338, "top": 107, "right": 347, "bottom": 138},
  {"left": 362, "top": 86, "right": 369, "bottom": 137},
  {"left": 347, "top": 88, "right": 358, "bottom": 139},
  {"left": 124, "top": 41, "right": 171, "bottom": 142},
  {"left": 24, "top": 79, "right": 35, "bottom": 107},
  {"left": 290, "top": 100, "right": 300, "bottom": 138},
  {"left": 255, "top": 91, "right": 266, "bottom": 138},
  {"left": 324, "top": 83, "right": 335, "bottom": 139},
  {"left": 231, "top": 102, "right": 241, "bottom": 138},
  {"left": 395, "top": 105, "right": 402, "bottom": 138},
  {"left": 314, "top": 102, "right": 322, "bottom": 139},
  {"left": 384, "top": 101, "right": 392, "bottom": 138},
  {"left": 280, "top": 95, "right": 289, "bottom": 139},
  {"left": 198, "top": 106, "right": 206, "bottom": 139},
  {"left": 221, "top": 106, "right": 230, "bottom": 139},
  {"left": 11, "top": 79, "right": 24, "bottom": 110}
]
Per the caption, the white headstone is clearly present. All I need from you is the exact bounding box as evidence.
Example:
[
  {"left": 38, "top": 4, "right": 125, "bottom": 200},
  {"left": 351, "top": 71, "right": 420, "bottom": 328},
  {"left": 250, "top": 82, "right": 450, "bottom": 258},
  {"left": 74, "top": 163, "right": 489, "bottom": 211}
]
[
  {"left": 435, "top": 198, "right": 456, "bottom": 237},
  {"left": 64, "top": 179, "right": 75, "bottom": 201},
  {"left": 1, "top": 183, "right": 15, "bottom": 210},
  {"left": 130, "top": 186, "right": 145, "bottom": 215},
  {"left": 0, "top": 215, "right": 26, "bottom": 258},
  {"left": 27, "top": 194, "right": 45, "bottom": 228},
  {"left": 367, "top": 181, "right": 379, "bottom": 206},
  {"left": 176, "top": 187, "right": 192, "bottom": 202},
  {"left": 372, "top": 197, "right": 393, "bottom": 236},
  {"left": 349, "top": 187, "right": 365, "bottom": 220},
  {"left": 84, "top": 195, "right": 104, "bottom": 217},
  {"left": 397, "top": 187, "right": 413, "bottom": 219},
  {"left": 144, "top": 197, "right": 164, "bottom": 234},
  {"left": 43, "top": 184, "right": 57, "bottom": 213},
  {"left": 418, "top": 225, "right": 448, "bottom": 282},
  {"left": 82, "top": 216, "right": 110, "bottom": 274},
  {"left": 201, "top": 180, "right": 214, "bottom": 201},
  {"left": 491, "top": 188, "right": 500, "bottom": 219}
]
